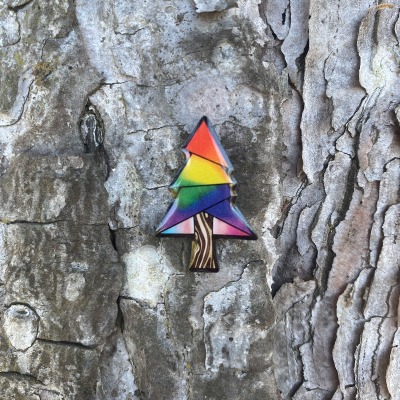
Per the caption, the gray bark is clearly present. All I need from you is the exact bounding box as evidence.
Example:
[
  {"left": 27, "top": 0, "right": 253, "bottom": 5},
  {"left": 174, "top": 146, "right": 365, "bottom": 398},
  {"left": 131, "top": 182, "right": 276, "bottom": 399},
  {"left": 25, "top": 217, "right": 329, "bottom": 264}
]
[{"left": 0, "top": 0, "right": 399, "bottom": 399}]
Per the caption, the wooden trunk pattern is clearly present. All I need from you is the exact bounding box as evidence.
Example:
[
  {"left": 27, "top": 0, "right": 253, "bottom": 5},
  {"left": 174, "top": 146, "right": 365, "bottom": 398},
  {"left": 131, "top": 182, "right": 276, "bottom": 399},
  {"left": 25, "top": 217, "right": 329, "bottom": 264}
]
[{"left": 189, "top": 212, "right": 218, "bottom": 272}]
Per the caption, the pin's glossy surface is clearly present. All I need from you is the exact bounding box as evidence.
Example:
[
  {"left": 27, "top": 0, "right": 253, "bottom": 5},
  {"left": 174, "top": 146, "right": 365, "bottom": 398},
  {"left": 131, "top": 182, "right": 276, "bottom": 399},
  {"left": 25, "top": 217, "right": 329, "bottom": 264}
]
[{"left": 156, "top": 116, "right": 257, "bottom": 272}]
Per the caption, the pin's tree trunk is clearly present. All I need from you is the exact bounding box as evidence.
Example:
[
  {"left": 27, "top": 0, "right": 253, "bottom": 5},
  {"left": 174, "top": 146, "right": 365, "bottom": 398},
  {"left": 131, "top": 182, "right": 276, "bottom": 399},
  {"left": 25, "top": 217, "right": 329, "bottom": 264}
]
[{"left": 189, "top": 212, "right": 218, "bottom": 272}]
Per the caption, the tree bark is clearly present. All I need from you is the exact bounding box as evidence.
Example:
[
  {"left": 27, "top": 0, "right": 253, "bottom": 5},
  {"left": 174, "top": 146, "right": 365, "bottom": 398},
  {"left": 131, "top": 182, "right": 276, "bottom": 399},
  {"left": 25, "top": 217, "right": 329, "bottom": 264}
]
[
  {"left": 0, "top": 0, "right": 399, "bottom": 399},
  {"left": 189, "top": 212, "right": 218, "bottom": 272}
]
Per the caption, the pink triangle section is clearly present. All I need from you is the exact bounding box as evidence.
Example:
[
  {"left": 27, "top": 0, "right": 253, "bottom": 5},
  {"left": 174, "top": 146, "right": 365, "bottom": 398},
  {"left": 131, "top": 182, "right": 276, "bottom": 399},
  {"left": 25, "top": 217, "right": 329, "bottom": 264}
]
[
  {"left": 212, "top": 217, "right": 250, "bottom": 237},
  {"left": 159, "top": 217, "right": 194, "bottom": 235}
]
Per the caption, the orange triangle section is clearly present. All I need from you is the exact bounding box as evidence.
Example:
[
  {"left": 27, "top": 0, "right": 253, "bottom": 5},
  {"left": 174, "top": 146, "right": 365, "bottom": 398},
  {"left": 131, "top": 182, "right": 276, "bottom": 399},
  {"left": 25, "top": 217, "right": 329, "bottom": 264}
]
[{"left": 186, "top": 120, "right": 230, "bottom": 168}]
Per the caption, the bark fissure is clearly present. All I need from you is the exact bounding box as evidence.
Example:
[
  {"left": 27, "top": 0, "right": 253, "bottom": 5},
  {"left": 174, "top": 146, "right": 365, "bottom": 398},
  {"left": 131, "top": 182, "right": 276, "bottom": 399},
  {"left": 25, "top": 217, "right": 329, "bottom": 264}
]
[
  {"left": 36, "top": 338, "right": 97, "bottom": 351},
  {"left": 0, "top": 371, "right": 45, "bottom": 386}
]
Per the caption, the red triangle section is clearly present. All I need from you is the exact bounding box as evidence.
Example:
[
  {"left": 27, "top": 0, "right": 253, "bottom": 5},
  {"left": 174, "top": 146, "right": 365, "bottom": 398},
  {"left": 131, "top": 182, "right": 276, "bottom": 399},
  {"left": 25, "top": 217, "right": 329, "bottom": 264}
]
[
  {"left": 186, "top": 120, "right": 230, "bottom": 168},
  {"left": 213, "top": 217, "right": 251, "bottom": 237}
]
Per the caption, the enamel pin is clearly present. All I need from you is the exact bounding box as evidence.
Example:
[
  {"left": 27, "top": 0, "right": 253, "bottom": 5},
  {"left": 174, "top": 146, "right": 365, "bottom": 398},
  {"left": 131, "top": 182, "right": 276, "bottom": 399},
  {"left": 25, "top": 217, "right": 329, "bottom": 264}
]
[{"left": 156, "top": 116, "right": 257, "bottom": 272}]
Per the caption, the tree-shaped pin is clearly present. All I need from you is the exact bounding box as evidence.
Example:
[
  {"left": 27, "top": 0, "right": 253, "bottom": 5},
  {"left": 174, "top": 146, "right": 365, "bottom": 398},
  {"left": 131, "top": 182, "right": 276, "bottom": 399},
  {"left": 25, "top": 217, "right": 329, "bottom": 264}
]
[{"left": 156, "top": 116, "right": 257, "bottom": 272}]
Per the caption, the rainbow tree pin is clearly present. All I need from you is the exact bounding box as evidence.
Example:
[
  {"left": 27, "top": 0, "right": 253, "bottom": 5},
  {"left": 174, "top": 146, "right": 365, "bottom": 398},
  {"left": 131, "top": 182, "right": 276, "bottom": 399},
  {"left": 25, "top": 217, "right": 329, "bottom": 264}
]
[{"left": 156, "top": 116, "right": 257, "bottom": 272}]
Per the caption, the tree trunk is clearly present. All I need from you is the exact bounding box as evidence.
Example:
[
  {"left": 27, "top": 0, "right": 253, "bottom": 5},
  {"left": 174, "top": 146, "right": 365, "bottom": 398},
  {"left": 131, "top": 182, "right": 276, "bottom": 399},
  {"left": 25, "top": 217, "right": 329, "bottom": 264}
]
[
  {"left": 189, "top": 212, "right": 218, "bottom": 272},
  {"left": 0, "top": 0, "right": 399, "bottom": 399}
]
